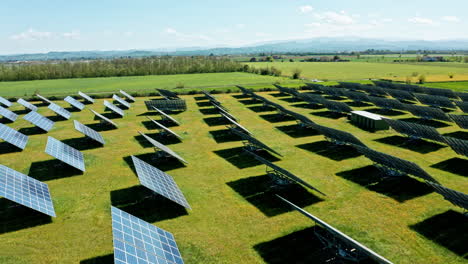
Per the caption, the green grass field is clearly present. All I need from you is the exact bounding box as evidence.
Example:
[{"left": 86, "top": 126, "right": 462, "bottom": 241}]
[
  {"left": 0, "top": 91, "right": 466, "bottom": 264},
  {"left": 246, "top": 62, "right": 468, "bottom": 82},
  {"left": 424, "top": 81, "right": 468, "bottom": 92}
]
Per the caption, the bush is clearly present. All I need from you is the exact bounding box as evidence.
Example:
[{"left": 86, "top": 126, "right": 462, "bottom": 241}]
[
  {"left": 176, "top": 82, "right": 185, "bottom": 88},
  {"left": 292, "top": 68, "right": 302, "bottom": 79},
  {"left": 418, "top": 75, "right": 426, "bottom": 84},
  {"left": 412, "top": 72, "right": 419, "bottom": 77},
  {"left": 449, "top": 73, "right": 454, "bottom": 79}
]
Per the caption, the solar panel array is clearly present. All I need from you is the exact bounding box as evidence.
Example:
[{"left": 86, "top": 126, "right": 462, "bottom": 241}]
[
  {"left": 157, "top": 89, "right": 180, "bottom": 100},
  {"left": 90, "top": 109, "right": 118, "bottom": 128},
  {"left": 111, "top": 206, "right": 184, "bottom": 264},
  {"left": 426, "top": 182, "right": 468, "bottom": 210},
  {"left": 457, "top": 92, "right": 468, "bottom": 101},
  {"left": 0, "top": 105, "right": 18, "bottom": 122},
  {"left": 448, "top": 114, "right": 468, "bottom": 129},
  {"left": 368, "top": 96, "right": 406, "bottom": 110},
  {"left": 296, "top": 93, "right": 326, "bottom": 106},
  {"left": 120, "top": 90, "right": 136, "bottom": 102},
  {"left": 132, "top": 156, "right": 190, "bottom": 209},
  {"left": 321, "top": 99, "right": 352, "bottom": 113},
  {"left": 383, "top": 88, "right": 415, "bottom": 101},
  {"left": 415, "top": 94, "right": 455, "bottom": 109},
  {"left": 384, "top": 119, "right": 444, "bottom": 142},
  {"left": 274, "top": 84, "right": 300, "bottom": 97},
  {"left": 145, "top": 100, "right": 187, "bottom": 111},
  {"left": 220, "top": 112, "right": 251, "bottom": 135},
  {"left": 443, "top": 136, "right": 468, "bottom": 157},
  {"left": 113, "top": 94, "right": 131, "bottom": 108},
  {"left": 356, "top": 146, "right": 437, "bottom": 182},
  {"left": 424, "top": 87, "right": 457, "bottom": 98},
  {"left": 139, "top": 132, "right": 187, "bottom": 164},
  {"left": 236, "top": 85, "right": 254, "bottom": 95},
  {"left": 404, "top": 104, "right": 451, "bottom": 122},
  {"left": 277, "top": 196, "right": 393, "bottom": 264},
  {"left": 45, "top": 137, "right": 86, "bottom": 171},
  {"left": 320, "top": 86, "right": 345, "bottom": 97},
  {"left": 48, "top": 103, "right": 71, "bottom": 119},
  {"left": 17, "top": 98, "right": 38, "bottom": 111},
  {"left": 36, "top": 94, "right": 52, "bottom": 104},
  {"left": 146, "top": 116, "right": 182, "bottom": 139},
  {"left": 361, "top": 86, "right": 388, "bottom": 97},
  {"left": 342, "top": 90, "right": 370, "bottom": 102},
  {"left": 104, "top": 100, "right": 125, "bottom": 117},
  {"left": 372, "top": 81, "right": 425, "bottom": 93},
  {"left": 0, "top": 96, "right": 12, "bottom": 107},
  {"left": 246, "top": 150, "right": 326, "bottom": 196},
  {"left": 455, "top": 101, "right": 468, "bottom": 113},
  {"left": 23, "top": 111, "right": 54, "bottom": 132},
  {"left": 337, "top": 82, "right": 367, "bottom": 91},
  {"left": 213, "top": 103, "right": 237, "bottom": 121},
  {"left": 73, "top": 120, "right": 105, "bottom": 145},
  {"left": 0, "top": 164, "right": 56, "bottom": 217},
  {"left": 78, "top": 91, "right": 95, "bottom": 103},
  {"left": 64, "top": 96, "right": 85, "bottom": 111},
  {"left": 314, "top": 124, "right": 366, "bottom": 147},
  {"left": 0, "top": 123, "right": 28, "bottom": 149},
  {"left": 228, "top": 127, "right": 282, "bottom": 156},
  {"left": 151, "top": 106, "right": 180, "bottom": 125},
  {"left": 306, "top": 82, "right": 328, "bottom": 91}
]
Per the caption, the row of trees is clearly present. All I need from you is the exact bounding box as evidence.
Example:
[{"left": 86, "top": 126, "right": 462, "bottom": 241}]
[{"left": 0, "top": 57, "right": 244, "bottom": 81}]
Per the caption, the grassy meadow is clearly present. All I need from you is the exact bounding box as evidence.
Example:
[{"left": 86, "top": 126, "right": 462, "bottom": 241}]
[{"left": 0, "top": 90, "right": 466, "bottom": 264}]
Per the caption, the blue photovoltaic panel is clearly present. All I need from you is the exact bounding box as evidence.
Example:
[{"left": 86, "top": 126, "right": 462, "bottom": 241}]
[
  {"left": 64, "top": 96, "right": 85, "bottom": 111},
  {"left": 73, "top": 120, "right": 105, "bottom": 145},
  {"left": 111, "top": 206, "right": 184, "bottom": 264},
  {"left": 0, "top": 123, "right": 28, "bottom": 149},
  {"left": 139, "top": 132, "right": 187, "bottom": 164},
  {"left": 0, "top": 165, "right": 56, "bottom": 217},
  {"left": 36, "top": 94, "right": 52, "bottom": 104},
  {"left": 120, "top": 90, "right": 136, "bottom": 102},
  {"left": 78, "top": 91, "right": 95, "bottom": 103},
  {"left": 45, "top": 137, "right": 85, "bottom": 171},
  {"left": 104, "top": 100, "right": 125, "bottom": 117},
  {"left": 48, "top": 103, "right": 71, "bottom": 119},
  {"left": 220, "top": 112, "right": 251, "bottom": 135},
  {"left": 152, "top": 107, "right": 180, "bottom": 125},
  {"left": 0, "top": 96, "right": 12, "bottom": 107},
  {"left": 0, "top": 105, "right": 18, "bottom": 122},
  {"left": 113, "top": 94, "right": 131, "bottom": 108},
  {"left": 23, "top": 111, "right": 54, "bottom": 132},
  {"left": 17, "top": 98, "right": 38, "bottom": 111},
  {"left": 90, "top": 109, "right": 118, "bottom": 127},
  {"left": 132, "top": 156, "right": 190, "bottom": 209},
  {"left": 146, "top": 116, "right": 182, "bottom": 139}
]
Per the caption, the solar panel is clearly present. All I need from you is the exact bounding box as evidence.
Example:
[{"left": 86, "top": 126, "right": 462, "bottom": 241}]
[
  {"left": 213, "top": 104, "right": 238, "bottom": 121},
  {"left": 320, "top": 86, "right": 345, "bottom": 97},
  {"left": 337, "top": 82, "right": 367, "bottom": 92},
  {"left": 361, "top": 86, "right": 388, "bottom": 97},
  {"left": 296, "top": 93, "right": 326, "bottom": 106},
  {"left": 368, "top": 96, "right": 407, "bottom": 111},
  {"left": 455, "top": 101, "right": 468, "bottom": 113},
  {"left": 236, "top": 85, "right": 254, "bottom": 95},
  {"left": 274, "top": 84, "right": 300, "bottom": 97},
  {"left": 314, "top": 124, "right": 366, "bottom": 147},
  {"left": 279, "top": 108, "right": 316, "bottom": 127},
  {"left": 104, "top": 100, "right": 125, "bottom": 117},
  {"left": 372, "top": 81, "right": 425, "bottom": 93},
  {"left": 111, "top": 206, "right": 185, "bottom": 264},
  {"left": 415, "top": 94, "right": 455, "bottom": 109},
  {"left": 120, "top": 90, "right": 136, "bottom": 102},
  {"left": 449, "top": 114, "right": 468, "bottom": 129},
  {"left": 277, "top": 195, "right": 393, "bottom": 264},
  {"left": 355, "top": 146, "right": 437, "bottom": 182},
  {"left": 157, "top": 89, "right": 180, "bottom": 100},
  {"left": 78, "top": 91, "right": 95, "bottom": 103},
  {"left": 0, "top": 123, "right": 28, "bottom": 149},
  {"left": 305, "top": 83, "right": 327, "bottom": 92},
  {"left": 64, "top": 96, "right": 85, "bottom": 111},
  {"left": 0, "top": 96, "right": 12, "bottom": 107},
  {"left": 90, "top": 109, "right": 118, "bottom": 128},
  {"left": 423, "top": 87, "right": 457, "bottom": 99},
  {"left": 220, "top": 112, "right": 251, "bottom": 135},
  {"left": 45, "top": 137, "right": 86, "bottom": 172},
  {"left": 321, "top": 99, "right": 352, "bottom": 113},
  {"left": 151, "top": 106, "right": 180, "bottom": 125},
  {"left": 138, "top": 132, "right": 187, "bottom": 164},
  {"left": 146, "top": 117, "right": 182, "bottom": 139},
  {"left": 35, "top": 94, "right": 52, "bottom": 104},
  {"left": 0, "top": 105, "right": 18, "bottom": 122},
  {"left": 443, "top": 136, "right": 468, "bottom": 157},
  {"left": 384, "top": 119, "right": 444, "bottom": 142},
  {"left": 228, "top": 127, "right": 282, "bottom": 156},
  {"left": 145, "top": 100, "right": 187, "bottom": 111},
  {"left": 17, "top": 98, "right": 38, "bottom": 111},
  {"left": 131, "top": 156, "right": 190, "bottom": 209},
  {"left": 404, "top": 104, "right": 451, "bottom": 122},
  {"left": 23, "top": 111, "right": 54, "bottom": 132},
  {"left": 246, "top": 150, "right": 326, "bottom": 196},
  {"left": 48, "top": 103, "right": 71, "bottom": 119},
  {"left": 73, "top": 120, "right": 105, "bottom": 145},
  {"left": 426, "top": 182, "right": 468, "bottom": 210},
  {"left": 342, "top": 90, "right": 370, "bottom": 102},
  {"left": 382, "top": 88, "right": 415, "bottom": 101},
  {"left": 201, "top": 90, "right": 217, "bottom": 101},
  {"left": 0, "top": 165, "right": 56, "bottom": 217},
  {"left": 457, "top": 92, "right": 468, "bottom": 101},
  {"left": 113, "top": 94, "right": 131, "bottom": 108}
]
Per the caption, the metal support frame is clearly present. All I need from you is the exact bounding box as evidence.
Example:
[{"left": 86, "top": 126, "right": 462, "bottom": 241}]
[
  {"left": 374, "top": 163, "right": 406, "bottom": 177},
  {"left": 265, "top": 166, "right": 292, "bottom": 187}
]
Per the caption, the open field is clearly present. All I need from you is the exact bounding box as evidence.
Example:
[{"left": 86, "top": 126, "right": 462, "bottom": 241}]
[
  {"left": 0, "top": 72, "right": 300, "bottom": 98},
  {"left": 0, "top": 90, "right": 467, "bottom": 264},
  {"left": 424, "top": 81, "right": 468, "bottom": 92},
  {"left": 246, "top": 62, "right": 468, "bottom": 82}
]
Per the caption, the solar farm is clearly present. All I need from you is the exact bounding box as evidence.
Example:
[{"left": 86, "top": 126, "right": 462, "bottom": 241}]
[{"left": 0, "top": 84, "right": 467, "bottom": 264}]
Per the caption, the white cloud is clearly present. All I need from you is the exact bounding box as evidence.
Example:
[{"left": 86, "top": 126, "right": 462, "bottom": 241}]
[
  {"left": 408, "top": 17, "right": 435, "bottom": 25},
  {"left": 62, "top": 30, "right": 80, "bottom": 40},
  {"left": 314, "top": 11, "right": 355, "bottom": 25},
  {"left": 299, "top": 5, "right": 313, "bottom": 13},
  {"left": 10, "top": 28, "right": 53, "bottom": 40},
  {"left": 441, "top": 16, "right": 460, "bottom": 22}
]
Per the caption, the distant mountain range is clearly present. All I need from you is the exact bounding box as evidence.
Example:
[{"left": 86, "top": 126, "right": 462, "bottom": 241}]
[{"left": 2, "top": 37, "right": 468, "bottom": 61}]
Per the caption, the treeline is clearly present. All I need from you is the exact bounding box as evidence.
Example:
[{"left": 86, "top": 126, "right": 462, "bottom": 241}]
[{"left": 0, "top": 57, "right": 244, "bottom": 81}]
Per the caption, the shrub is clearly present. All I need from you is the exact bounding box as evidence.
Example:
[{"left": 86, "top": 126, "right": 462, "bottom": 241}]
[
  {"left": 418, "top": 75, "right": 426, "bottom": 84},
  {"left": 292, "top": 68, "right": 302, "bottom": 79},
  {"left": 176, "top": 82, "right": 185, "bottom": 88}
]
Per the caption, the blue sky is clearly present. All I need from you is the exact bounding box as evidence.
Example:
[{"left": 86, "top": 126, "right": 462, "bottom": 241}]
[{"left": 1, "top": 0, "right": 467, "bottom": 54}]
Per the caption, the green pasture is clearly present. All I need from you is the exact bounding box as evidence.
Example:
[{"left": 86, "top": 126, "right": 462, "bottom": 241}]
[{"left": 0, "top": 90, "right": 466, "bottom": 264}]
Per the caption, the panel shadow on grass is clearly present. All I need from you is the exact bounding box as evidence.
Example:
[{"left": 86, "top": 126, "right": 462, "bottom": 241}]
[
  {"left": 80, "top": 254, "right": 114, "bottom": 264},
  {"left": 239, "top": 99, "right": 261, "bottom": 105},
  {"left": 111, "top": 185, "right": 188, "bottom": 223},
  {"left": 0, "top": 117, "right": 13, "bottom": 124},
  {"left": 0, "top": 142, "right": 22, "bottom": 155},
  {"left": 65, "top": 106, "right": 80, "bottom": 113},
  {"left": 141, "top": 119, "right": 177, "bottom": 129},
  {"left": 336, "top": 165, "right": 433, "bottom": 202},
  {"left": 199, "top": 108, "right": 219, "bottom": 115},
  {"left": 0, "top": 198, "right": 52, "bottom": 235},
  {"left": 61, "top": 137, "right": 103, "bottom": 151},
  {"left": 398, "top": 117, "right": 450, "bottom": 128},
  {"left": 248, "top": 105, "right": 275, "bottom": 113},
  {"left": 209, "top": 129, "right": 241, "bottom": 143},
  {"left": 46, "top": 115, "right": 67, "bottom": 122},
  {"left": 374, "top": 135, "right": 446, "bottom": 154},
  {"left": 112, "top": 101, "right": 129, "bottom": 109},
  {"left": 214, "top": 147, "right": 280, "bottom": 169},
  {"left": 124, "top": 153, "right": 186, "bottom": 172},
  {"left": 443, "top": 131, "right": 468, "bottom": 140},
  {"left": 276, "top": 124, "right": 320, "bottom": 138},
  {"left": 29, "top": 159, "right": 83, "bottom": 181},
  {"left": 193, "top": 96, "right": 206, "bottom": 101},
  {"left": 203, "top": 116, "right": 231, "bottom": 126},
  {"left": 291, "top": 103, "right": 325, "bottom": 110},
  {"left": 232, "top": 94, "right": 250, "bottom": 99},
  {"left": 269, "top": 92, "right": 288, "bottom": 98},
  {"left": 134, "top": 133, "right": 181, "bottom": 148},
  {"left": 431, "top": 158, "right": 468, "bottom": 177},
  {"left": 227, "top": 175, "right": 323, "bottom": 217},
  {"left": 410, "top": 210, "right": 468, "bottom": 259},
  {"left": 13, "top": 109, "right": 30, "bottom": 115},
  {"left": 346, "top": 101, "right": 373, "bottom": 107},
  {"left": 85, "top": 123, "right": 116, "bottom": 132},
  {"left": 365, "top": 108, "right": 407, "bottom": 116},
  {"left": 279, "top": 97, "right": 299, "bottom": 103},
  {"left": 297, "top": 141, "right": 362, "bottom": 161},
  {"left": 324, "top": 95, "right": 347, "bottom": 101},
  {"left": 101, "top": 111, "right": 122, "bottom": 119},
  {"left": 259, "top": 113, "right": 297, "bottom": 123},
  {"left": 311, "top": 111, "right": 348, "bottom": 119},
  {"left": 18, "top": 126, "right": 47, "bottom": 135},
  {"left": 196, "top": 101, "right": 212, "bottom": 107}
]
